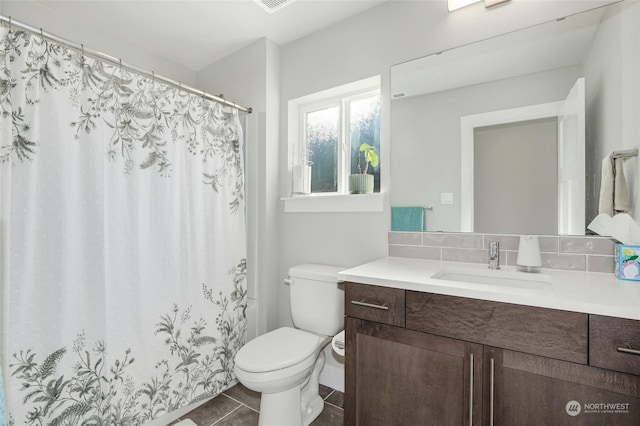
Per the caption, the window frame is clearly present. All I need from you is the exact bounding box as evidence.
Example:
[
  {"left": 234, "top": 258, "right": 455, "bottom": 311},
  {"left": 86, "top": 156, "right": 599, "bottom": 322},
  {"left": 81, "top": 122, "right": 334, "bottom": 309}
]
[
  {"left": 299, "top": 99, "right": 342, "bottom": 194},
  {"left": 284, "top": 76, "right": 384, "bottom": 213},
  {"left": 298, "top": 87, "right": 381, "bottom": 196}
]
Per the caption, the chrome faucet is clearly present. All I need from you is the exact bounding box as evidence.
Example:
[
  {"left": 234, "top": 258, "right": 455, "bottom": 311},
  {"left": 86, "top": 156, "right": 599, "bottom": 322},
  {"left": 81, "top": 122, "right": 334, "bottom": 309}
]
[{"left": 488, "top": 241, "right": 500, "bottom": 270}]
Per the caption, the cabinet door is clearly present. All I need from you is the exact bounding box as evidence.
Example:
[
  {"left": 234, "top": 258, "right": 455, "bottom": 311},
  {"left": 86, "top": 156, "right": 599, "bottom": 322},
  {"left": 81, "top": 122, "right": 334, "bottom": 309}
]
[
  {"left": 485, "top": 347, "right": 640, "bottom": 426},
  {"left": 345, "top": 317, "right": 483, "bottom": 426}
]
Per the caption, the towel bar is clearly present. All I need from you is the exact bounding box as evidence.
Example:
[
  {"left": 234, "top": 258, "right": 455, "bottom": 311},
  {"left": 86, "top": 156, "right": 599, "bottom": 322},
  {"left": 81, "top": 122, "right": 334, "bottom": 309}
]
[{"left": 612, "top": 148, "right": 638, "bottom": 159}]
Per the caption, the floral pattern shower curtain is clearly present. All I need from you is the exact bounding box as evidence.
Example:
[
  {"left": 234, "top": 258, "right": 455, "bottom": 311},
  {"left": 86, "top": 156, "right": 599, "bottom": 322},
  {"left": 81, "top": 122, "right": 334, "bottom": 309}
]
[{"left": 0, "top": 27, "right": 247, "bottom": 425}]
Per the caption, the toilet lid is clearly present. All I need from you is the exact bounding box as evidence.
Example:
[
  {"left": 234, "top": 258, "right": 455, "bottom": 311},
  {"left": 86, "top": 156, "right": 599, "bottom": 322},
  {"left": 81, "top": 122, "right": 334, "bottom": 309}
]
[{"left": 235, "top": 327, "right": 321, "bottom": 373}]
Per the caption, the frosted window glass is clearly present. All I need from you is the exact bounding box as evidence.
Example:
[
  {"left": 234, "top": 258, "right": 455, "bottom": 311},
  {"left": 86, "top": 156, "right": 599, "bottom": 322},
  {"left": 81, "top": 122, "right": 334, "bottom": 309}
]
[{"left": 306, "top": 106, "right": 339, "bottom": 193}]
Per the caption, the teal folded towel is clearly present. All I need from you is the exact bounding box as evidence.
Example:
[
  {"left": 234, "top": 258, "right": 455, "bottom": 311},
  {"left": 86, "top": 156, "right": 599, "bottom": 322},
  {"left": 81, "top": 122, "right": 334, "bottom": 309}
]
[
  {"left": 391, "top": 207, "right": 425, "bottom": 231},
  {"left": 0, "top": 363, "right": 6, "bottom": 426}
]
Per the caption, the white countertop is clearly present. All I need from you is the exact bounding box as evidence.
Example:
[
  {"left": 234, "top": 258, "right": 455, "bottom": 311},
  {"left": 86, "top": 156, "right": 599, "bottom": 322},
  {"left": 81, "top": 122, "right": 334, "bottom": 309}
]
[{"left": 337, "top": 257, "right": 640, "bottom": 321}]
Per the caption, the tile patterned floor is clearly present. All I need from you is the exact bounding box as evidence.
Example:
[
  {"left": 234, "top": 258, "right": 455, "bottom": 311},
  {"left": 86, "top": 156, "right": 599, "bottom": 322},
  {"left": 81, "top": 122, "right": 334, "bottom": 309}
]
[{"left": 170, "top": 383, "right": 344, "bottom": 426}]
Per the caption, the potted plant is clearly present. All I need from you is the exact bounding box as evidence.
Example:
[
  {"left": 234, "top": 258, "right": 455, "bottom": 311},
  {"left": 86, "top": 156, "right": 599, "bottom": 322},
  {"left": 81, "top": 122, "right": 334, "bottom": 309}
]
[{"left": 349, "top": 143, "right": 379, "bottom": 194}]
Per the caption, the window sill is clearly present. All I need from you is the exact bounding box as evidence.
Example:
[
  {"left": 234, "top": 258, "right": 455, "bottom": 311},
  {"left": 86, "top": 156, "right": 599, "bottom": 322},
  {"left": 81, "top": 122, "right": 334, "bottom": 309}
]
[{"left": 282, "top": 193, "right": 385, "bottom": 213}]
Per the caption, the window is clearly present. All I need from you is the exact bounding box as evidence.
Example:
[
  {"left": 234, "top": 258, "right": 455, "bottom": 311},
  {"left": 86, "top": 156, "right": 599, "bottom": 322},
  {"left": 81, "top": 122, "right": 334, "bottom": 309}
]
[
  {"left": 347, "top": 95, "right": 381, "bottom": 192},
  {"left": 290, "top": 77, "right": 381, "bottom": 197},
  {"left": 304, "top": 105, "right": 340, "bottom": 193}
]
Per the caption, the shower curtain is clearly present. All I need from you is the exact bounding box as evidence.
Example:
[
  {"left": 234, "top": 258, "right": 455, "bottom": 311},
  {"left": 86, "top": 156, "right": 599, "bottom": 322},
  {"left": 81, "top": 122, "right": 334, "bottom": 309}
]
[{"left": 0, "top": 27, "right": 247, "bottom": 425}]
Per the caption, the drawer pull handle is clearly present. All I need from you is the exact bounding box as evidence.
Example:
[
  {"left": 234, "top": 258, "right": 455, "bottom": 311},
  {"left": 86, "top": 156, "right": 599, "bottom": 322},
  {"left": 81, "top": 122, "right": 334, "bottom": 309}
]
[
  {"left": 469, "top": 353, "right": 474, "bottom": 426},
  {"left": 490, "top": 357, "right": 495, "bottom": 426},
  {"left": 617, "top": 346, "right": 640, "bottom": 356},
  {"left": 350, "top": 300, "right": 389, "bottom": 310}
]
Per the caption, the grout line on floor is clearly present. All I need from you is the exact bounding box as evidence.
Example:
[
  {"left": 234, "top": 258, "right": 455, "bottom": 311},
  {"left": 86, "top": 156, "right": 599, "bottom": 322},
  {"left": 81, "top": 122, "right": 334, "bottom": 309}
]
[
  {"left": 324, "top": 400, "right": 344, "bottom": 411},
  {"left": 210, "top": 404, "right": 243, "bottom": 426},
  {"left": 324, "top": 389, "right": 335, "bottom": 401},
  {"left": 221, "top": 393, "right": 260, "bottom": 414}
]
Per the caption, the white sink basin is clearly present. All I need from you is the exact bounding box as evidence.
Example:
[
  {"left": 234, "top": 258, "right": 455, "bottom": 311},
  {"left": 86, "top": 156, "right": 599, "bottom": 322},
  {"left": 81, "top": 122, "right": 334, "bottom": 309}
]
[{"left": 431, "top": 266, "right": 551, "bottom": 290}]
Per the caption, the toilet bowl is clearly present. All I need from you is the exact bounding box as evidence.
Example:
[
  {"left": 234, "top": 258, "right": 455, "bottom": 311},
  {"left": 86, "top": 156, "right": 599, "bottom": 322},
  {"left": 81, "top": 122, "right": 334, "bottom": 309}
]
[
  {"left": 235, "top": 327, "right": 330, "bottom": 426},
  {"left": 233, "top": 264, "right": 344, "bottom": 426}
]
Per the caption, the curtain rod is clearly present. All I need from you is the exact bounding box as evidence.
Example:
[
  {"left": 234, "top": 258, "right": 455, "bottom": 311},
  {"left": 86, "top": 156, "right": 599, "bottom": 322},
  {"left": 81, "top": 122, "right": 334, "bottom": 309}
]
[{"left": 0, "top": 14, "right": 252, "bottom": 114}]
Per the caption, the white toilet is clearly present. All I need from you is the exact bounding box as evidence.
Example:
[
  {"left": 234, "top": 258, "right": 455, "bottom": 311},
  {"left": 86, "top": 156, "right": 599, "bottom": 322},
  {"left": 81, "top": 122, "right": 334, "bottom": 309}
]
[{"left": 234, "top": 264, "right": 344, "bottom": 426}]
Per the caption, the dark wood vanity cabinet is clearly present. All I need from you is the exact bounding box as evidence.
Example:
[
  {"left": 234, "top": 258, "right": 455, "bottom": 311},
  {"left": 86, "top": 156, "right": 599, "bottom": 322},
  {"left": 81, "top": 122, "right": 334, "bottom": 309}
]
[
  {"left": 345, "top": 317, "right": 483, "bottom": 426},
  {"left": 345, "top": 283, "right": 482, "bottom": 426},
  {"left": 487, "top": 347, "right": 640, "bottom": 426},
  {"left": 589, "top": 315, "right": 640, "bottom": 376},
  {"left": 344, "top": 282, "right": 640, "bottom": 426}
]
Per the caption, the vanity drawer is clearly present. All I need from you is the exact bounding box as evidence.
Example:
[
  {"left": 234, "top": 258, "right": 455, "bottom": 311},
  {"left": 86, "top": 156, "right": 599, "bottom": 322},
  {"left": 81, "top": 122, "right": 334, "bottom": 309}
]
[
  {"left": 345, "top": 282, "right": 405, "bottom": 327},
  {"left": 590, "top": 315, "right": 640, "bottom": 375},
  {"left": 406, "top": 291, "right": 588, "bottom": 364}
]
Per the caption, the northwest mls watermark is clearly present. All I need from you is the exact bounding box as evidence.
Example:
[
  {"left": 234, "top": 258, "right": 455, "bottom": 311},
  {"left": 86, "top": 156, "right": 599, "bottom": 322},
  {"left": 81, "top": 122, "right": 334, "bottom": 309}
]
[{"left": 566, "top": 400, "right": 631, "bottom": 416}]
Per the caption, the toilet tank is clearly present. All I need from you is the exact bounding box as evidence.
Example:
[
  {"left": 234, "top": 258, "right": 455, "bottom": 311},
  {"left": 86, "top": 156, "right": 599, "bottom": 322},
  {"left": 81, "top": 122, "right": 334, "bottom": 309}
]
[{"left": 288, "top": 264, "right": 345, "bottom": 336}]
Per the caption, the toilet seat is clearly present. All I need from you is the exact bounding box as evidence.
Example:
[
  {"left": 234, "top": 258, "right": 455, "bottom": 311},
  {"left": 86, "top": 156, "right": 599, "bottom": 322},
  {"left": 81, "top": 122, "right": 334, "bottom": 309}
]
[{"left": 235, "top": 327, "right": 321, "bottom": 373}]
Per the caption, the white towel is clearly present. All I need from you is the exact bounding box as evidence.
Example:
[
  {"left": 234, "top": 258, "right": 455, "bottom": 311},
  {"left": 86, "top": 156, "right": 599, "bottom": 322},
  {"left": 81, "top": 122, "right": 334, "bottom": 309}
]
[
  {"left": 598, "top": 155, "right": 630, "bottom": 215},
  {"left": 609, "top": 213, "right": 640, "bottom": 245},
  {"left": 587, "top": 213, "right": 613, "bottom": 236},
  {"left": 174, "top": 420, "right": 198, "bottom": 426},
  {"left": 598, "top": 155, "right": 615, "bottom": 215},
  {"left": 614, "top": 157, "right": 630, "bottom": 213}
]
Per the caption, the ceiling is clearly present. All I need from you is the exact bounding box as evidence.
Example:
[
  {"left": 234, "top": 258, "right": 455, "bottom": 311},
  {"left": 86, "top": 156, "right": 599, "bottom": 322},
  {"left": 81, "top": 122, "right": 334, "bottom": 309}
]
[
  {"left": 391, "top": 4, "right": 606, "bottom": 98},
  {"left": 13, "top": 0, "right": 389, "bottom": 71}
]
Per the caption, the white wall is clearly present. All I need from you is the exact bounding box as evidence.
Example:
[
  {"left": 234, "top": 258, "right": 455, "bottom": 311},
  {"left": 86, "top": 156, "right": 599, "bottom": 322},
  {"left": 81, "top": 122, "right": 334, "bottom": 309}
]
[
  {"left": 391, "top": 66, "right": 581, "bottom": 231},
  {"left": 275, "top": 0, "right": 616, "bottom": 389},
  {"left": 278, "top": 1, "right": 618, "bottom": 328},
  {"left": 197, "top": 38, "right": 268, "bottom": 110},
  {"left": 584, "top": 0, "right": 640, "bottom": 223},
  {"left": 621, "top": 2, "right": 640, "bottom": 219},
  {"left": 1, "top": 0, "right": 195, "bottom": 85},
  {"left": 474, "top": 118, "right": 558, "bottom": 234},
  {"left": 196, "top": 38, "right": 281, "bottom": 339}
]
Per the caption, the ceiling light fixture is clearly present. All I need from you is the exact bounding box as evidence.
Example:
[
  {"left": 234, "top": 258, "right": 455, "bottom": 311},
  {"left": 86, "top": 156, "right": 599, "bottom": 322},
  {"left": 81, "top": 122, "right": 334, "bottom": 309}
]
[
  {"left": 484, "top": 0, "right": 511, "bottom": 8},
  {"left": 447, "top": 0, "right": 481, "bottom": 12},
  {"left": 253, "top": 0, "right": 298, "bottom": 14},
  {"left": 447, "top": 0, "right": 511, "bottom": 12}
]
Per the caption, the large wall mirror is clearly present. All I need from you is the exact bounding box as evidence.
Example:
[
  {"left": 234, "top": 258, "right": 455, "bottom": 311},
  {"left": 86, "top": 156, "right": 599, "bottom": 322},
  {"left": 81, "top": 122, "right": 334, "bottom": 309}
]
[{"left": 390, "top": 1, "right": 639, "bottom": 235}]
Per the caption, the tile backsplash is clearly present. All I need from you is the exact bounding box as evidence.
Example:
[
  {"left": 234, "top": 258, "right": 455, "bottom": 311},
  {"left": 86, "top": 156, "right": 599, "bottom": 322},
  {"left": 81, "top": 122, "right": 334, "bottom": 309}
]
[{"left": 388, "top": 232, "right": 615, "bottom": 273}]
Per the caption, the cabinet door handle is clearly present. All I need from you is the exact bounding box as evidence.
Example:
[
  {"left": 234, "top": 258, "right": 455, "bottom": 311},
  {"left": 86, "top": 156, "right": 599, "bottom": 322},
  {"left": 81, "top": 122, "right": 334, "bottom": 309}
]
[
  {"left": 350, "top": 300, "right": 389, "bottom": 310},
  {"left": 617, "top": 346, "right": 640, "bottom": 356},
  {"left": 469, "top": 353, "right": 474, "bottom": 426},
  {"left": 490, "top": 357, "right": 495, "bottom": 426}
]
